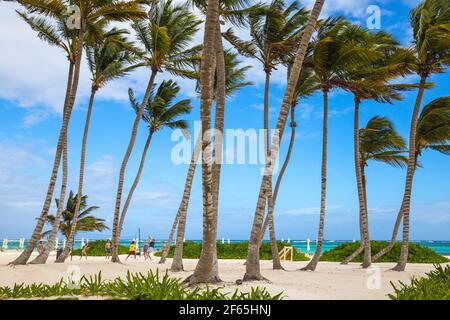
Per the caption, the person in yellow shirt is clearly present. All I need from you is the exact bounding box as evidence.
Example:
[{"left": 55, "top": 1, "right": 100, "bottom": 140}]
[{"left": 125, "top": 241, "right": 137, "bottom": 260}]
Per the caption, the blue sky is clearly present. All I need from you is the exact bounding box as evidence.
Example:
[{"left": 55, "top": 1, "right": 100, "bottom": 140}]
[{"left": 0, "top": 0, "right": 449, "bottom": 241}]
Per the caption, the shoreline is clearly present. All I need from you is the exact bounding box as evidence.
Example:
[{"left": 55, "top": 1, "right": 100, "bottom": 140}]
[{"left": 1, "top": 252, "right": 448, "bottom": 300}]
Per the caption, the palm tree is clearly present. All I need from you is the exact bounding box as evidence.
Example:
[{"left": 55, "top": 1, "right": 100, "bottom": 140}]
[
  {"left": 111, "top": 0, "right": 201, "bottom": 262},
  {"left": 166, "top": 51, "right": 252, "bottom": 271},
  {"left": 390, "top": 0, "right": 450, "bottom": 271},
  {"left": 117, "top": 81, "right": 192, "bottom": 237},
  {"left": 42, "top": 191, "right": 107, "bottom": 243},
  {"left": 243, "top": 0, "right": 325, "bottom": 281},
  {"left": 299, "top": 21, "right": 381, "bottom": 272},
  {"left": 10, "top": 0, "right": 146, "bottom": 266},
  {"left": 373, "top": 96, "right": 450, "bottom": 261},
  {"left": 224, "top": 0, "right": 308, "bottom": 269},
  {"left": 259, "top": 67, "right": 318, "bottom": 241},
  {"left": 330, "top": 31, "right": 415, "bottom": 267},
  {"left": 56, "top": 28, "right": 140, "bottom": 263}
]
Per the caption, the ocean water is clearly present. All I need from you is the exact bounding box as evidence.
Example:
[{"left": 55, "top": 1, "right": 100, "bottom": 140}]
[{"left": 3, "top": 239, "right": 450, "bottom": 255}]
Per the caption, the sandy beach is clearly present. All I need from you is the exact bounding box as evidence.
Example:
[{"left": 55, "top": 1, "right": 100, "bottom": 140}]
[{"left": 1, "top": 251, "right": 447, "bottom": 300}]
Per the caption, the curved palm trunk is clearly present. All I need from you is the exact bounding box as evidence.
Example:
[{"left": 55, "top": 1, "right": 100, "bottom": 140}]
[
  {"left": 266, "top": 180, "right": 282, "bottom": 269},
  {"left": 10, "top": 24, "right": 85, "bottom": 266},
  {"left": 244, "top": 0, "right": 324, "bottom": 281},
  {"left": 171, "top": 134, "right": 202, "bottom": 271},
  {"left": 260, "top": 104, "right": 296, "bottom": 242},
  {"left": 262, "top": 69, "right": 282, "bottom": 269},
  {"left": 393, "top": 75, "right": 427, "bottom": 271},
  {"left": 185, "top": 0, "right": 220, "bottom": 286},
  {"left": 159, "top": 211, "right": 179, "bottom": 264},
  {"left": 30, "top": 134, "right": 68, "bottom": 264},
  {"left": 111, "top": 70, "right": 157, "bottom": 263},
  {"left": 117, "top": 132, "right": 154, "bottom": 234},
  {"left": 342, "top": 96, "right": 371, "bottom": 267},
  {"left": 372, "top": 200, "right": 405, "bottom": 261},
  {"left": 301, "top": 90, "right": 328, "bottom": 271},
  {"left": 57, "top": 87, "right": 96, "bottom": 263}
]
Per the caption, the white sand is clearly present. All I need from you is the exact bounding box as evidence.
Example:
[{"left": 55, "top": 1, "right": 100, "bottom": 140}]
[{"left": 0, "top": 251, "right": 447, "bottom": 300}]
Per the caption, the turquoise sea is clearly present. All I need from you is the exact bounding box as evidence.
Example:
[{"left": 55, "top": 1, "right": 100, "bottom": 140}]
[{"left": 3, "top": 239, "right": 450, "bottom": 255}]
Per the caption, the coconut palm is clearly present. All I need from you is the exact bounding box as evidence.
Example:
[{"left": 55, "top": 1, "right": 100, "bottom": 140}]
[
  {"left": 243, "top": 0, "right": 324, "bottom": 281},
  {"left": 328, "top": 31, "right": 416, "bottom": 267},
  {"left": 260, "top": 67, "right": 318, "bottom": 241},
  {"left": 42, "top": 191, "right": 107, "bottom": 243},
  {"left": 299, "top": 21, "right": 384, "bottom": 272},
  {"left": 224, "top": 0, "right": 308, "bottom": 270},
  {"left": 10, "top": 0, "right": 146, "bottom": 266},
  {"left": 359, "top": 116, "right": 408, "bottom": 228},
  {"left": 55, "top": 28, "right": 141, "bottom": 263},
  {"left": 373, "top": 96, "right": 450, "bottom": 261},
  {"left": 386, "top": 0, "right": 450, "bottom": 271},
  {"left": 166, "top": 51, "right": 252, "bottom": 271},
  {"left": 118, "top": 81, "right": 193, "bottom": 237},
  {"left": 111, "top": 0, "right": 201, "bottom": 262}
]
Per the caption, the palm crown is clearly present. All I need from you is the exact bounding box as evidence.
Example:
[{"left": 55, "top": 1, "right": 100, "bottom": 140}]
[
  {"left": 43, "top": 191, "right": 107, "bottom": 240},
  {"left": 359, "top": 116, "right": 408, "bottom": 168},
  {"left": 86, "top": 27, "right": 140, "bottom": 91},
  {"left": 224, "top": 0, "right": 308, "bottom": 72},
  {"left": 133, "top": 0, "right": 202, "bottom": 78},
  {"left": 128, "top": 80, "right": 193, "bottom": 133},
  {"left": 416, "top": 96, "right": 450, "bottom": 160}
]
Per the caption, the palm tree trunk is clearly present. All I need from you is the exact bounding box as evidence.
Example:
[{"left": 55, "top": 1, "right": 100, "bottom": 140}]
[
  {"left": 111, "top": 70, "right": 157, "bottom": 263},
  {"left": 392, "top": 75, "right": 427, "bottom": 271},
  {"left": 372, "top": 200, "right": 405, "bottom": 261},
  {"left": 262, "top": 69, "right": 282, "bottom": 269},
  {"left": 171, "top": 134, "right": 202, "bottom": 271},
  {"left": 244, "top": 0, "right": 324, "bottom": 280},
  {"left": 117, "top": 132, "right": 154, "bottom": 234},
  {"left": 9, "top": 23, "right": 85, "bottom": 266},
  {"left": 56, "top": 86, "right": 96, "bottom": 263},
  {"left": 185, "top": 0, "right": 220, "bottom": 285},
  {"left": 266, "top": 180, "right": 282, "bottom": 269},
  {"left": 342, "top": 96, "right": 371, "bottom": 267},
  {"left": 208, "top": 23, "right": 226, "bottom": 280},
  {"left": 30, "top": 132, "right": 68, "bottom": 264},
  {"left": 260, "top": 104, "right": 296, "bottom": 242},
  {"left": 301, "top": 89, "right": 328, "bottom": 271},
  {"left": 159, "top": 212, "right": 179, "bottom": 264}
]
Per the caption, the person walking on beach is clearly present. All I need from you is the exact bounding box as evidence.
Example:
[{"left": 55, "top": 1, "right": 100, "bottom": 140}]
[
  {"left": 80, "top": 243, "right": 89, "bottom": 260},
  {"left": 105, "top": 240, "right": 112, "bottom": 259},
  {"left": 37, "top": 241, "right": 44, "bottom": 254},
  {"left": 125, "top": 241, "right": 137, "bottom": 260},
  {"left": 143, "top": 240, "right": 150, "bottom": 260},
  {"left": 149, "top": 237, "right": 155, "bottom": 258}
]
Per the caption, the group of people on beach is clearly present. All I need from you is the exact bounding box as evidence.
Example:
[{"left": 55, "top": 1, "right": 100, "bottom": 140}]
[{"left": 35, "top": 237, "right": 160, "bottom": 261}]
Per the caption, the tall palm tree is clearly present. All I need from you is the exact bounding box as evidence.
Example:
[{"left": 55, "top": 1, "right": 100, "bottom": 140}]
[
  {"left": 259, "top": 67, "right": 318, "bottom": 241},
  {"left": 56, "top": 28, "right": 140, "bottom": 263},
  {"left": 111, "top": 0, "right": 201, "bottom": 262},
  {"left": 167, "top": 51, "right": 252, "bottom": 271},
  {"left": 331, "top": 32, "right": 415, "bottom": 267},
  {"left": 299, "top": 21, "right": 381, "bottom": 272},
  {"left": 373, "top": 96, "right": 450, "bottom": 261},
  {"left": 390, "top": 0, "right": 450, "bottom": 271},
  {"left": 224, "top": 0, "right": 308, "bottom": 270},
  {"left": 117, "top": 81, "right": 192, "bottom": 236},
  {"left": 10, "top": 0, "right": 146, "bottom": 266},
  {"left": 243, "top": 0, "right": 325, "bottom": 281},
  {"left": 42, "top": 191, "right": 107, "bottom": 243}
]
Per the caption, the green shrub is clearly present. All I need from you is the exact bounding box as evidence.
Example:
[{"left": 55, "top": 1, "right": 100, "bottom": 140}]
[
  {"left": 71, "top": 240, "right": 128, "bottom": 256},
  {"left": 320, "top": 241, "right": 449, "bottom": 263},
  {"left": 389, "top": 264, "right": 450, "bottom": 300},
  {"left": 154, "top": 241, "right": 309, "bottom": 261},
  {"left": 0, "top": 270, "right": 284, "bottom": 300}
]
